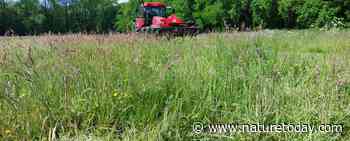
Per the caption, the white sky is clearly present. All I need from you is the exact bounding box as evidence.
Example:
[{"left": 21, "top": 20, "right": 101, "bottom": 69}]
[{"left": 119, "top": 0, "right": 128, "bottom": 3}]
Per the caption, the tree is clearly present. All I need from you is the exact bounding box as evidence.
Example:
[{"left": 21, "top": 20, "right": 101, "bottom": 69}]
[
  {"left": 251, "top": 0, "right": 272, "bottom": 28},
  {"left": 0, "top": 0, "right": 6, "bottom": 8},
  {"left": 115, "top": 0, "right": 139, "bottom": 32},
  {"left": 193, "top": 0, "right": 224, "bottom": 31},
  {"left": 20, "top": 0, "right": 46, "bottom": 34},
  {"left": 278, "top": 0, "right": 299, "bottom": 28}
]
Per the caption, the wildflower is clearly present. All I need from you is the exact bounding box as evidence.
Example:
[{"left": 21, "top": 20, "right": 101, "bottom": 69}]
[
  {"left": 112, "top": 89, "right": 130, "bottom": 99},
  {"left": 20, "top": 92, "right": 28, "bottom": 98},
  {"left": 5, "top": 129, "right": 11, "bottom": 134},
  {"left": 113, "top": 92, "right": 118, "bottom": 97},
  {"left": 19, "top": 88, "right": 31, "bottom": 98}
]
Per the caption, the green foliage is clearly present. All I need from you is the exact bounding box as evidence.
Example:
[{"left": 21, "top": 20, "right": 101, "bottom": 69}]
[
  {"left": 278, "top": 0, "right": 298, "bottom": 28},
  {"left": 115, "top": 0, "right": 350, "bottom": 30},
  {"left": 0, "top": 0, "right": 350, "bottom": 34},
  {"left": 1, "top": 0, "right": 118, "bottom": 35},
  {"left": 296, "top": 0, "right": 319, "bottom": 28},
  {"left": 167, "top": 0, "right": 194, "bottom": 21},
  {"left": 115, "top": 0, "right": 139, "bottom": 32},
  {"left": 315, "top": 6, "right": 338, "bottom": 28},
  {"left": 251, "top": 0, "right": 271, "bottom": 27},
  {"left": 193, "top": 1, "right": 224, "bottom": 30}
]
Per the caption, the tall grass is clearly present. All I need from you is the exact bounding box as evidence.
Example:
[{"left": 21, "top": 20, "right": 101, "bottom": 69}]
[{"left": 0, "top": 30, "right": 350, "bottom": 140}]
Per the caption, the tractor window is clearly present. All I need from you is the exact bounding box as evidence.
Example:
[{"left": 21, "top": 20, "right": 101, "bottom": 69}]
[
  {"left": 143, "top": 6, "right": 166, "bottom": 26},
  {"left": 144, "top": 7, "right": 166, "bottom": 17}
]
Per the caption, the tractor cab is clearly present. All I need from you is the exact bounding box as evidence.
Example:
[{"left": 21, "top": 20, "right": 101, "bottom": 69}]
[
  {"left": 134, "top": 2, "right": 198, "bottom": 35},
  {"left": 141, "top": 2, "right": 166, "bottom": 26},
  {"left": 136, "top": 2, "right": 168, "bottom": 30}
]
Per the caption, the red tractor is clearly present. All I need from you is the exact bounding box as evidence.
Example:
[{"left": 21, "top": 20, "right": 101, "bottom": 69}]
[{"left": 134, "top": 2, "right": 198, "bottom": 36}]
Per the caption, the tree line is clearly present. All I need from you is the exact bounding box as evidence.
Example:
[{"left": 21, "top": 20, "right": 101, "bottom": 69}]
[
  {"left": 0, "top": 0, "right": 118, "bottom": 35},
  {"left": 1, "top": 0, "right": 349, "bottom": 35}
]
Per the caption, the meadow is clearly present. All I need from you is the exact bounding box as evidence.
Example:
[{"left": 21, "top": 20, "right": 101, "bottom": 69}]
[{"left": 0, "top": 30, "right": 350, "bottom": 140}]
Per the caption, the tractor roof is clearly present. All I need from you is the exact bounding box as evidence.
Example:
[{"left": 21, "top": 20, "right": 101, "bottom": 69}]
[{"left": 143, "top": 2, "right": 166, "bottom": 7}]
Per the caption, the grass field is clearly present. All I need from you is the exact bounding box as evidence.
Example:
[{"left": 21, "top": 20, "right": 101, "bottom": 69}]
[{"left": 1, "top": 30, "right": 350, "bottom": 140}]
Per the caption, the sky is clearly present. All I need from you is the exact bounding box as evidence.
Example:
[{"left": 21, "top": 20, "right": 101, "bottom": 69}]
[{"left": 119, "top": 0, "right": 128, "bottom": 3}]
